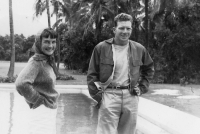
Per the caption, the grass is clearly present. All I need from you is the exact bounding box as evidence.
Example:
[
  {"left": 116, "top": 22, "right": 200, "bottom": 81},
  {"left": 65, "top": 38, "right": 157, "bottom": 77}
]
[{"left": 0, "top": 61, "right": 87, "bottom": 85}]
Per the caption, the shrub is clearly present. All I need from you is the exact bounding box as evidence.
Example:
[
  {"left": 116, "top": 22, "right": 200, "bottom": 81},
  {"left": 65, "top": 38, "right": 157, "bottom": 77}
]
[
  {"left": 16, "top": 53, "right": 29, "bottom": 62},
  {"left": 0, "top": 75, "right": 17, "bottom": 83}
]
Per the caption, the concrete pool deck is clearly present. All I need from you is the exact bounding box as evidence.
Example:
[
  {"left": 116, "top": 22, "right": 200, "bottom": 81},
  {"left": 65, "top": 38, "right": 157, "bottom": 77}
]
[{"left": 1, "top": 84, "right": 200, "bottom": 134}]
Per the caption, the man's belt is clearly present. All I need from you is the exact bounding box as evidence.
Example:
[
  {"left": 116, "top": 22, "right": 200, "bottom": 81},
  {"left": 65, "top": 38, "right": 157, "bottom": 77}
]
[{"left": 107, "top": 85, "right": 130, "bottom": 89}]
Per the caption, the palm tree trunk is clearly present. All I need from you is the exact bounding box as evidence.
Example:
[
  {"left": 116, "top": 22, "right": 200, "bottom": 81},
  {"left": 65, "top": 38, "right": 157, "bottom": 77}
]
[
  {"left": 134, "top": 20, "right": 139, "bottom": 42},
  {"left": 56, "top": 35, "right": 60, "bottom": 70},
  {"left": 46, "top": 0, "right": 51, "bottom": 28},
  {"left": 114, "top": 0, "right": 118, "bottom": 16},
  {"left": 56, "top": 15, "right": 61, "bottom": 72},
  {"left": 7, "top": 0, "right": 15, "bottom": 78},
  {"left": 145, "top": 0, "right": 149, "bottom": 50}
]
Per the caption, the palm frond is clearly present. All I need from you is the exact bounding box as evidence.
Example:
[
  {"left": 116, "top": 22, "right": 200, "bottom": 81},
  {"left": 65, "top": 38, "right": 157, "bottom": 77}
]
[
  {"left": 51, "top": 0, "right": 61, "bottom": 16},
  {"left": 71, "top": 2, "right": 81, "bottom": 12},
  {"left": 35, "top": 0, "right": 46, "bottom": 16},
  {"left": 82, "top": 13, "right": 95, "bottom": 38},
  {"left": 52, "top": 19, "right": 63, "bottom": 29},
  {"left": 61, "top": 3, "right": 71, "bottom": 20}
]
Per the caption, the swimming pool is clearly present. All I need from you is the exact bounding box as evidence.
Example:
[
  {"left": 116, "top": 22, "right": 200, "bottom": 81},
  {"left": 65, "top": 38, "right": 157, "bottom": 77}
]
[
  {"left": 0, "top": 85, "right": 99, "bottom": 134},
  {"left": 0, "top": 85, "right": 168, "bottom": 134},
  {"left": 2, "top": 84, "right": 200, "bottom": 134}
]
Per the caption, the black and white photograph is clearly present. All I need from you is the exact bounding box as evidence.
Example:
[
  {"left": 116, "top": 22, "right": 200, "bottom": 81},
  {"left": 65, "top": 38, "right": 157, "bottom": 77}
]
[{"left": 0, "top": 0, "right": 200, "bottom": 134}]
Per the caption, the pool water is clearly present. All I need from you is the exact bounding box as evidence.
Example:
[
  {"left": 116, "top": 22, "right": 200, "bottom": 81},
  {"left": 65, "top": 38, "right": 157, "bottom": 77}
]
[
  {"left": 57, "top": 94, "right": 98, "bottom": 134},
  {"left": 2, "top": 85, "right": 199, "bottom": 134},
  {"left": 0, "top": 92, "right": 98, "bottom": 134}
]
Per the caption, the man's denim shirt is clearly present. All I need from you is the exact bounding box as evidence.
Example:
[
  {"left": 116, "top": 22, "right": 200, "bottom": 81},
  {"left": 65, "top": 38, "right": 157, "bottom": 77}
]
[{"left": 87, "top": 38, "right": 154, "bottom": 103}]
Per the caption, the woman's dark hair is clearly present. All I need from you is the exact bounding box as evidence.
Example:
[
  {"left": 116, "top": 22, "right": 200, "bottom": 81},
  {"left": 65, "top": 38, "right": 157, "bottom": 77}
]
[{"left": 40, "top": 28, "right": 58, "bottom": 40}]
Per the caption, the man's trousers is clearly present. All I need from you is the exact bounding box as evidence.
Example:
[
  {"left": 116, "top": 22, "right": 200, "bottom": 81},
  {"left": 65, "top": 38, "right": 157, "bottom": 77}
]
[{"left": 97, "top": 88, "right": 139, "bottom": 134}]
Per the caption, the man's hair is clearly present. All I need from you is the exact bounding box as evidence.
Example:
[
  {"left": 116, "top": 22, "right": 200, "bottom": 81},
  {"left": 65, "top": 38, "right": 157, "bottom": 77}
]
[
  {"left": 40, "top": 28, "right": 58, "bottom": 40},
  {"left": 114, "top": 13, "right": 133, "bottom": 27}
]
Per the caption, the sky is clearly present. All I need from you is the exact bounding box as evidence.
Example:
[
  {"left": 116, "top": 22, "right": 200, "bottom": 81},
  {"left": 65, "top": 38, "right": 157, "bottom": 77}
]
[{"left": 0, "top": 0, "right": 56, "bottom": 37}]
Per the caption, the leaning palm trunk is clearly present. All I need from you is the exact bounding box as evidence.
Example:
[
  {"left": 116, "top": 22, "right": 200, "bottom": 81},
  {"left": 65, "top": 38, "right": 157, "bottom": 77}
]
[{"left": 7, "top": 0, "right": 15, "bottom": 78}]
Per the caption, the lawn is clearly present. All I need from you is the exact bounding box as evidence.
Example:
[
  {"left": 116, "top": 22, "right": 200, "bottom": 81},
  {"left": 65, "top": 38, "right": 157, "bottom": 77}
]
[{"left": 0, "top": 61, "right": 87, "bottom": 85}]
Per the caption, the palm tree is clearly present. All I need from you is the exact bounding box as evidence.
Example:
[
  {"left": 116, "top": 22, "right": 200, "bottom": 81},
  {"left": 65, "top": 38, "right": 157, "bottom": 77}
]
[
  {"left": 145, "top": 0, "right": 149, "bottom": 49},
  {"left": 82, "top": 0, "right": 115, "bottom": 43},
  {"left": 148, "top": 0, "right": 198, "bottom": 23},
  {"left": 59, "top": 0, "right": 87, "bottom": 30},
  {"left": 51, "top": 0, "right": 78, "bottom": 71},
  {"left": 46, "top": 0, "right": 51, "bottom": 28},
  {"left": 36, "top": 0, "right": 86, "bottom": 71},
  {"left": 51, "top": 0, "right": 62, "bottom": 71},
  {"left": 146, "top": 0, "right": 198, "bottom": 49},
  {"left": 7, "top": 0, "right": 15, "bottom": 78},
  {"left": 35, "top": 0, "right": 51, "bottom": 28},
  {"left": 51, "top": 0, "right": 88, "bottom": 72}
]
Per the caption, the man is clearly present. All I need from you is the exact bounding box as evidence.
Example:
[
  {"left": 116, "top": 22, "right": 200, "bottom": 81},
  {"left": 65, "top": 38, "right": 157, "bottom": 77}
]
[{"left": 87, "top": 13, "right": 154, "bottom": 134}]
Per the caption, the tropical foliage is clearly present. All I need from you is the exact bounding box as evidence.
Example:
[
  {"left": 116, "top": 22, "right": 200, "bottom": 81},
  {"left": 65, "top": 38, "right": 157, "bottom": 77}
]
[
  {"left": 152, "top": 2, "right": 200, "bottom": 83},
  {"left": 1, "top": 0, "right": 200, "bottom": 84},
  {"left": 0, "top": 34, "right": 35, "bottom": 61}
]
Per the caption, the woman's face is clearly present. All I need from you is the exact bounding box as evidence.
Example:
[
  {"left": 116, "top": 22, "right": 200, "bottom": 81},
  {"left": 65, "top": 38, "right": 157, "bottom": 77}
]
[{"left": 41, "top": 36, "right": 56, "bottom": 55}]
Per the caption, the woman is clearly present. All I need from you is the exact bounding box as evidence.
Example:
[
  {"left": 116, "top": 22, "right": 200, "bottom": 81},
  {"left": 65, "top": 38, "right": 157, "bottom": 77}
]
[{"left": 15, "top": 28, "right": 59, "bottom": 134}]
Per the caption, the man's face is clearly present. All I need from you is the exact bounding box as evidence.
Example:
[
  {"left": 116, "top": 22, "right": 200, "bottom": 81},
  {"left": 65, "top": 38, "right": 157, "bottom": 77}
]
[
  {"left": 113, "top": 21, "right": 132, "bottom": 44},
  {"left": 41, "top": 36, "right": 56, "bottom": 55}
]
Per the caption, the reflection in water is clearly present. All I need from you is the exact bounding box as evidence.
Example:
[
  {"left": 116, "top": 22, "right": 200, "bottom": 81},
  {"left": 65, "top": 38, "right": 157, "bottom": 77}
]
[
  {"left": 8, "top": 93, "right": 14, "bottom": 134},
  {"left": 0, "top": 92, "right": 98, "bottom": 134},
  {"left": 2, "top": 90, "right": 200, "bottom": 133},
  {"left": 0, "top": 92, "right": 11, "bottom": 134},
  {"left": 57, "top": 94, "right": 98, "bottom": 134}
]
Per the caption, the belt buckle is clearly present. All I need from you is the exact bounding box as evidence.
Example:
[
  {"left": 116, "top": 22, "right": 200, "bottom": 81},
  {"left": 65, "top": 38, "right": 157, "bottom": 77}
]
[{"left": 115, "top": 85, "right": 120, "bottom": 89}]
